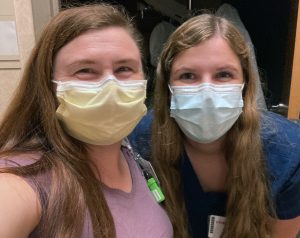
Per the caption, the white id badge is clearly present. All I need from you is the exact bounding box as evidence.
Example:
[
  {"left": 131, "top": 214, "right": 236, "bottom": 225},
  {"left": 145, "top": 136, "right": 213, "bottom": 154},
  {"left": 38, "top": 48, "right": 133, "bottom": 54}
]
[{"left": 208, "top": 215, "right": 226, "bottom": 238}]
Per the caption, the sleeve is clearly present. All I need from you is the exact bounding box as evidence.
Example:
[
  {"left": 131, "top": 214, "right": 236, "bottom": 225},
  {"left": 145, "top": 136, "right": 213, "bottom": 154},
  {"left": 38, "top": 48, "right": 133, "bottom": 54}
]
[
  {"left": 261, "top": 111, "right": 300, "bottom": 219},
  {"left": 128, "top": 110, "right": 154, "bottom": 161},
  {"left": 0, "top": 155, "right": 50, "bottom": 213},
  {"left": 275, "top": 163, "right": 300, "bottom": 219}
]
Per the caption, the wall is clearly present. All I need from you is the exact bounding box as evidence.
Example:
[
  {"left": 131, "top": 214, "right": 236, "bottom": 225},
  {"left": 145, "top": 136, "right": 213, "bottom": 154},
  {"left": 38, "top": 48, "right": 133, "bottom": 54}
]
[
  {"left": 0, "top": 0, "right": 35, "bottom": 121},
  {"left": 0, "top": 0, "right": 59, "bottom": 122}
]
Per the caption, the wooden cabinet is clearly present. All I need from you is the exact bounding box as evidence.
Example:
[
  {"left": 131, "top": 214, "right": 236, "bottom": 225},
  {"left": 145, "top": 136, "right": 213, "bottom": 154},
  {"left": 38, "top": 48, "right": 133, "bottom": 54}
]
[{"left": 288, "top": 0, "right": 300, "bottom": 119}]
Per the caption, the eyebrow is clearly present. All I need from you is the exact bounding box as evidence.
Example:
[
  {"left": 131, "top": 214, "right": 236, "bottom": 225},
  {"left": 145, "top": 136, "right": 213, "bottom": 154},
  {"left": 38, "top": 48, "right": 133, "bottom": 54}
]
[
  {"left": 114, "top": 58, "right": 141, "bottom": 65},
  {"left": 172, "top": 64, "right": 241, "bottom": 74},
  {"left": 66, "top": 58, "right": 140, "bottom": 68},
  {"left": 216, "top": 65, "right": 240, "bottom": 73},
  {"left": 172, "top": 67, "right": 196, "bottom": 75},
  {"left": 66, "top": 60, "right": 97, "bottom": 70}
]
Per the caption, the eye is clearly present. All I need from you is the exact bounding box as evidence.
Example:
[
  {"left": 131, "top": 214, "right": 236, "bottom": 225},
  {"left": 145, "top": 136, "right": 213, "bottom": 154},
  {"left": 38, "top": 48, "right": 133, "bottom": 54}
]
[
  {"left": 75, "top": 68, "right": 96, "bottom": 74},
  {"left": 215, "top": 71, "right": 234, "bottom": 81},
  {"left": 179, "top": 72, "right": 196, "bottom": 80},
  {"left": 116, "top": 66, "right": 132, "bottom": 73},
  {"left": 115, "top": 66, "right": 135, "bottom": 79},
  {"left": 73, "top": 68, "right": 98, "bottom": 80}
]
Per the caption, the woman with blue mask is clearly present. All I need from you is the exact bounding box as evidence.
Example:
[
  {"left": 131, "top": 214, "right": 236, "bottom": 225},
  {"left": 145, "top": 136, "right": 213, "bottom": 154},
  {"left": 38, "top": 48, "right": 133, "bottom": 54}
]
[
  {"left": 129, "top": 14, "right": 300, "bottom": 238},
  {"left": 0, "top": 4, "right": 173, "bottom": 238}
]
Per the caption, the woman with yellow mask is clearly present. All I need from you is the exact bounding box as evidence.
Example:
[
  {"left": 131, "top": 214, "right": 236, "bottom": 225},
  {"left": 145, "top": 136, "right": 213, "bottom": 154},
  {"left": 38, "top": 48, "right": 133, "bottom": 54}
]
[{"left": 0, "top": 4, "right": 172, "bottom": 238}]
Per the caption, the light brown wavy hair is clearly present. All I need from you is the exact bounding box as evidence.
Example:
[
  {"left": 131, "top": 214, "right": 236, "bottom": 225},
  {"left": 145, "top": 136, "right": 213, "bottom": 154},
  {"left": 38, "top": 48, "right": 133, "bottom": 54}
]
[
  {"left": 152, "top": 14, "right": 274, "bottom": 238},
  {"left": 0, "top": 4, "right": 143, "bottom": 238}
]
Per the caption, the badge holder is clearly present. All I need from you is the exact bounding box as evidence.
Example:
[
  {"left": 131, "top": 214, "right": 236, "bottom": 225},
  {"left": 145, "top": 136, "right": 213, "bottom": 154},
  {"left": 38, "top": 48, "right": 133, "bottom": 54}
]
[
  {"left": 123, "top": 138, "right": 165, "bottom": 203},
  {"left": 208, "top": 215, "right": 226, "bottom": 238},
  {"left": 134, "top": 152, "right": 165, "bottom": 203}
]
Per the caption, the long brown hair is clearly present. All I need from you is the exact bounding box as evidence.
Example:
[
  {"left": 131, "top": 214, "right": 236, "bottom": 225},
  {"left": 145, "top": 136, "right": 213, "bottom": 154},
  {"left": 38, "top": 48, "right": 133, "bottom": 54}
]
[
  {"left": 0, "top": 4, "right": 143, "bottom": 238},
  {"left": 153, "top": 14, "right": 274, "bottom": 237}
]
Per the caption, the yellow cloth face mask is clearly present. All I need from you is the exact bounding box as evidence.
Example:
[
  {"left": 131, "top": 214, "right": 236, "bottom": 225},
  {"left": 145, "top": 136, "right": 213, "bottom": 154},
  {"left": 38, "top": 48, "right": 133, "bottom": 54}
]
[{"left": 53, "top": 76, "right": 147, "bottom": 145}]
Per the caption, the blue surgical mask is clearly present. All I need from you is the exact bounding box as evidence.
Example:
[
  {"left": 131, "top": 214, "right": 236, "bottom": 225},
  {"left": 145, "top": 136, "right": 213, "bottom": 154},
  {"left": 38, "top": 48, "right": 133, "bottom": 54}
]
[{"left": 169, "top": 83, "right": 244, "bottom": 143}]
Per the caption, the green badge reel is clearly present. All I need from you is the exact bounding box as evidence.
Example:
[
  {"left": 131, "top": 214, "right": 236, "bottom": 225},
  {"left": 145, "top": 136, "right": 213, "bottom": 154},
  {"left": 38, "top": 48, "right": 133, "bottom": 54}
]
[
  {"left": 134, "top": 152, "right": 165, "bottom": 203},
  {"left": 144, "top": 170, "right": 165, "bottom": 203}
]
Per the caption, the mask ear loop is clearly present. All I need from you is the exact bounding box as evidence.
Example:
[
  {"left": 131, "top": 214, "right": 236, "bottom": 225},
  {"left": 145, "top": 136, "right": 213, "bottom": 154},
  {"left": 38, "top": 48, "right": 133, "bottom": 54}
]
[
  {"left": 168, "top": 84, "right": 174, "bottom": 94},
  {"left": 241, "top": 83, "right": 245, "bottom": 91}
]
